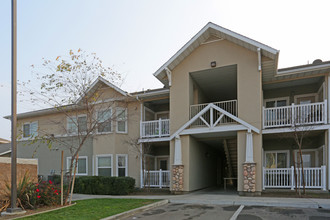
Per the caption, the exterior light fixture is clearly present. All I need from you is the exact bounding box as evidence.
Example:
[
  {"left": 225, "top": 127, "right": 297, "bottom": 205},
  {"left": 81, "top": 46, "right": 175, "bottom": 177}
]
[{"left": 211, "top": 61, "right": 216, "bottom": 68}]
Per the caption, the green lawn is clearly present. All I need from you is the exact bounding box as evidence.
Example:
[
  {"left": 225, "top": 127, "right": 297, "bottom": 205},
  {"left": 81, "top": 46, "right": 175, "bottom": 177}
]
[{"left": 22, "top": 198, "right": 159, "bottom": 220}]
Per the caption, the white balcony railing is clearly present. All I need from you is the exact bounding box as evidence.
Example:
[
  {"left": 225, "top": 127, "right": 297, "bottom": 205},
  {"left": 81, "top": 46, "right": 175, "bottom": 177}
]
[
  {"left": 141, "top": 169, "right": 170, "bottom": 188},
  {"left": 190, "top": 100, "right": 237, "bottom": 127},
  {"left": 140, "top": 119, "right": 170, "bottom": 138},
  {"left": 263, "top": 100, "right": 327, "bottom": 129},
  {"left": 263, "top": 166, "right": 326, "bottom": 190}
]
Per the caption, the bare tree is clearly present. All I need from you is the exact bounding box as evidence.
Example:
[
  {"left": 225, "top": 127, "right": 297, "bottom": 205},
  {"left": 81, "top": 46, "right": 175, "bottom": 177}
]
[
  {"left": 126, "top": 138, "right": 152, "bottom": 189},
  {"left": 19, "top": 49, "right": 132, "bottom": 204}
]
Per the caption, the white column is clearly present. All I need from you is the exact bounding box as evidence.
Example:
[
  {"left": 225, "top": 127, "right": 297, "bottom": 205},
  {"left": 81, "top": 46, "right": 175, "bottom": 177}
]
[
  {"left": 245, "top": 130, "right": 254, "bottom": 163},
  {"left": 140, "top": 143, "right": 143, "bottom": 188},
  {"left": 328, "top": 129, "right": 330, "bottom": 190},
  {"left": 174, "top": 135, "right": 182, "bottom": 165},
  {"left": 327, "top": 75, "right": 330, "bottom": 123}
]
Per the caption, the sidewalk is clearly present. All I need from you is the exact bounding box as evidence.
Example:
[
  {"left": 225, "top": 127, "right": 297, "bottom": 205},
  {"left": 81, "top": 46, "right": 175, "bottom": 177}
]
[{"left": 72, "top": 189, "right": 330, "bottom": 209}]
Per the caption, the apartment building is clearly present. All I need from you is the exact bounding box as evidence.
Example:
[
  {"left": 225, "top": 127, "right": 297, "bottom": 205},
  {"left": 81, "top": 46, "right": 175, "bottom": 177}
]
[{"left": 9, "top": 22, "right": 330, "bottom": 195}]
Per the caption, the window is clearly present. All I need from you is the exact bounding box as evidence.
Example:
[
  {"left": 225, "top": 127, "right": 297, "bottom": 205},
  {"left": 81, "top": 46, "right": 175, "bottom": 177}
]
[
  {"left": 116, "top": 108, "right": 127, "bottom": 133},
  {"left": 96, "top": 155, "right": 112, "bottom": 176},
  {"left": 265, "top": 98, "right": 288, "bottom": 108},
  {"left": 97, "top": 109, "right": 112, "bottom": 133},
  {"left": 116, "top": 154, "right": 127, "bottom": 177},
  {"left": 67, "top": 156, "right": 88, "bottom": 175},
  {"left": 23, "top": 121, "right": 38, "bottom": 138},
  {"left": 265, "top": 151, "right": 289, "bottom": 168},
  {"left": 67, "top": 115, "right": 87, "bottom": 134}
]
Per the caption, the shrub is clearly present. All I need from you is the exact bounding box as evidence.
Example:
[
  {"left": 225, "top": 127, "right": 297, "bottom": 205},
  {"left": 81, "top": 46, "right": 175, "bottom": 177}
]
[
  {"left": 35, "top": 180, "right": 61, "bottom": 206},
  {"left": 74, "top": 176, "right": 135, "bottom": 195},
  {"left": 5, "top": 172, "right": 38, "bottom": 210}
]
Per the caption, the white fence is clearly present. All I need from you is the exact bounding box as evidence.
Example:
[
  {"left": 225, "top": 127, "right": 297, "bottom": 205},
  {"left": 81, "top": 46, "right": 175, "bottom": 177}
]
[
  {"left": 263, "top": 166, "right": 326, "bottom": 190},
  {"left": 190, "top": 100, "right": 237, "bottom": 127},
  {"left": 140, "top": 119, "right": 170, "bottom": 138},
  {"left": 141, "top": 170, "right": 170, "bottom": 188},
  {"left": 263, "top": 101, "right": 327, "bottom": 128}
]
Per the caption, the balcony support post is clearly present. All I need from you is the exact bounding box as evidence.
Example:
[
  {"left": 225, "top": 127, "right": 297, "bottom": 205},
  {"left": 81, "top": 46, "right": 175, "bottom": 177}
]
[
  {"left": 245, "top": 129, "right": 254, "bottom": 163},
  {"left": 174, "top": 135, "right": 182, "bottom": 165}
]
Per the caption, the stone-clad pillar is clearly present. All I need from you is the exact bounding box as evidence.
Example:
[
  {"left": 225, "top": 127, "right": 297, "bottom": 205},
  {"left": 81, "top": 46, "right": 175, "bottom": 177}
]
[
  {"left": 172, "top": 165, "right": 184, "bottom": 192},
  {"left": 243, "top": 162, "right": 256, "bottom": 193},
  {"left": 172, "top": 136, "right": 183, "bottom": 193}
]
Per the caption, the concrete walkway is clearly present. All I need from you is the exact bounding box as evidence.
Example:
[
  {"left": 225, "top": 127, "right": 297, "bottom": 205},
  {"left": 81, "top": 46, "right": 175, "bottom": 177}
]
[{"left": 72, "top": 188, "right": 330, "bottom": 209}]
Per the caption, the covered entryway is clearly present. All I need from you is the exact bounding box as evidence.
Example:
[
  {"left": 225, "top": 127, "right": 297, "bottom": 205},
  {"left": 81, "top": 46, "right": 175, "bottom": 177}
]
[{"left": 190, "top": 133, "right": 238, "bottom": 191}]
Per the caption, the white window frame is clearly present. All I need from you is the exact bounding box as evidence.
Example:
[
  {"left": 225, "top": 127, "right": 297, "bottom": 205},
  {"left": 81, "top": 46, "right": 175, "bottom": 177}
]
[
  {"left": 155, "top": 111, "right": 170, "bottom": 120},
  {"left": 67, "top": 114, "right": 87, "bottom": 134},
  {"left": 116, "top": 154, "right": 128, "bottom": 177},
  {"left": 264, "top": 97, "right": 290, "bottom": 107},
  {"left": 294, "top": 93, "right": 318, "bottom": 104},
  {"left": 293, "top": 148, "right": 320, "bottom": 168},
  {"left": 22, "top": 121, "right": 38, "bottom": 139},
  {"left": 116, "top": 108, "right": 128, "bottom": 133},
  {"left": 66, "top": 156, "right": 88, "bottom": 176},
  {"left": 96, "top": 154, "right": 113, "bottom": 176},
  {"left": 264, "top": 150, "right": 290, "bottom": 168},
  {"left": 96, "top": 109, "right": 113, "bottom": 134}
]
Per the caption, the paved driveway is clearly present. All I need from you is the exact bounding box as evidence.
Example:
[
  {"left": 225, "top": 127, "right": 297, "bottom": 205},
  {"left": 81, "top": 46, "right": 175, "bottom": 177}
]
[
  {"left": 123, "top": 203, "right": 330, "bottom": 220},
  {"left": 123, "top": 203, "right": 239, "bottom": 220}
]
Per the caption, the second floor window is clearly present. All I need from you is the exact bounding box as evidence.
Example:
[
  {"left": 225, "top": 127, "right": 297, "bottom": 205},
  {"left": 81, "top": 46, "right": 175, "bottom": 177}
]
[
  {"left": 97, "top": 109, "right": 112, "bottom": 133},
  {"left": 23, "top": 121, "right": 38, "bottom": 138},
  {"left": 67, "top": 115, "right": 87, "bottom": 134},
  {"left": 116, "top": 108, "right": 127, "bottom": 133}
]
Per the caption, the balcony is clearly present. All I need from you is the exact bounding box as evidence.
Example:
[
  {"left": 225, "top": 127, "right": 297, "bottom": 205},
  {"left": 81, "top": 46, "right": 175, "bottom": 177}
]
[
  {"left": 140, "top": 119, "right": 170, "bottom": 138},
  {"left": 190, "top": 100, "right": 237, "bottom": 127},
  {"left": 263, "top": 100, "right": 327, "bottom": 129}
]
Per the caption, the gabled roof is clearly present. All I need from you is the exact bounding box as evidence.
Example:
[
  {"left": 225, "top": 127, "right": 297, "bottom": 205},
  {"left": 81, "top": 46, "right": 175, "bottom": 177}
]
[
  {"left": 4, "top": 77, "right": 128, "bottom": 120},
  {"left": 75, "top": 76, "right": 127, "bottom": 104},
  {"left": 154, "top": 22, "right": 279, "bottom": 86}
]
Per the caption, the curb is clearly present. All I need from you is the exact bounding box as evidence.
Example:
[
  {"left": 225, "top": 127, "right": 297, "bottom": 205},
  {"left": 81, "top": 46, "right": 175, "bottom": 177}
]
[
  {"left": 12, "top": 203, "right": 77, "bottom": 219},
  {"left": 169, "top": 199, "right": 330, "bottom": 209},
  {"left": 101, "top": 200, "right": 169, "bottom": 220}
]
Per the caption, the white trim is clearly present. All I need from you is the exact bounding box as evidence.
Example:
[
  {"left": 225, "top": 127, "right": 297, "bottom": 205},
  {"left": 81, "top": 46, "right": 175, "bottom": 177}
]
[
  {"left": 294, "top": 93, "right": 318, "bottom": 104},
  {"left": 134, "top": 89, "right": 169, "bottom": 98},
  {"left": 116, "top": 154, "right": 128, "bottom": 177},
  {"left": 138, "top": 137, "right": 171, "bottom": 143},
  {"left": 262, "top": 124, "right": 330, "bottom": 134},
  {"left": 116, "top": 107, "right": 128, "bottom": 134},
  {"left": 153, "top": 22, "right": 278, "bottom": 78},
  {"left": 75, "top": 76, "right": 127, "bottom": 104},
  {"left": 0, "top": 150, "right": 11, "bottom": 156},
  {"left": 278, "top": 63, "right": 330, "bottom": 75},
  {"left": 264, "top": 96, "right": 290, "bottom": 107},
  {"left": 170, "top": 103, "right": 259, "bottom": 140},
  {"left": 180, "top": 124, "right": 247, "bottom": 135},
  {"left": 66, "top": 156, "right": 88, "bottom": 176},
  {"left": 264, "top": 150, "right": 290, "bottom": 168},
  {"left": 96, "top": 154, "right": 113, "bottom": 176}
]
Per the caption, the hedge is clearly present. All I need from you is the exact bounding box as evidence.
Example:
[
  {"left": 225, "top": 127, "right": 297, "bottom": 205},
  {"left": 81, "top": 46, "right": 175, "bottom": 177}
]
[{"left": 73, "top": 176, "right": 135, "bottom": 195}]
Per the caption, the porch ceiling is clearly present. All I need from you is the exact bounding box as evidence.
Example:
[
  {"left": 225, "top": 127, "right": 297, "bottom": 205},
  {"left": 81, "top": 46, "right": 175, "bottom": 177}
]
[{"left": 190, "top": 65, "right": 237, "bottom": 102}]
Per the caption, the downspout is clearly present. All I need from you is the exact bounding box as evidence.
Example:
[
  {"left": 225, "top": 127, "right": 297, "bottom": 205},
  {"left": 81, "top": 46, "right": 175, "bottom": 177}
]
[{"left": 257, "top": 48, "right": 262, "bottom": 72}]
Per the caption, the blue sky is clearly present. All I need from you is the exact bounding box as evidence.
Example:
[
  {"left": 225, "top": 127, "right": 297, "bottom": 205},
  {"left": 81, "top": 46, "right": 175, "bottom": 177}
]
[{"left": 1, "top": 0, "right": 330, "bottom": 140}]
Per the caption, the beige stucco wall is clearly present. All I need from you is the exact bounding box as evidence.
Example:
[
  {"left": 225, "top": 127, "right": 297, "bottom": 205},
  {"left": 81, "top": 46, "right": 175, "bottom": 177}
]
[
  {"left": 16, "top": 85, "right": 143, "bottom": 187},
  {"left": 169, "top": 39, "right": 263, "bottom": 192}
]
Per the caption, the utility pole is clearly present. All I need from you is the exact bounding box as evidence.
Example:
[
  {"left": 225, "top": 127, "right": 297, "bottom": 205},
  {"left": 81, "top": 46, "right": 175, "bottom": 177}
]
[{"left": 6, "top": 0, "right": 21, "bottom": 214}]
